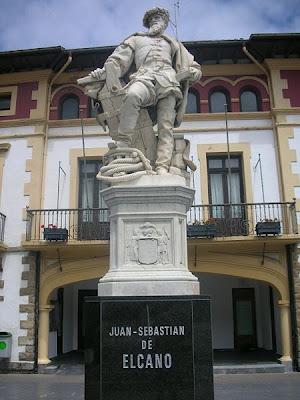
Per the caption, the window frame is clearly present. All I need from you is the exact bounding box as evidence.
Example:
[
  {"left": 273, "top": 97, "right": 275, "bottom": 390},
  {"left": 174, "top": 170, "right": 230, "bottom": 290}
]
[
  {"left": 208, "top": 88, "right": 231, "bottom": 113},
  {"left": 0, "top": 86, "right": 17, "bottom": 117},
  {"left": 59, "top": 94, "right": 80, "bottom": 120},
  {"left": 239, "top": 86, "right": 261, "bottom": 112},
  {"left": 78, "top": 159, "right": 107, "bottom": 209},
  {"left": 186, "top": 88, "right": 200, "bottom": 114},
  {"left": 207, "top": 154, "right": 245, "bottom": 205}
]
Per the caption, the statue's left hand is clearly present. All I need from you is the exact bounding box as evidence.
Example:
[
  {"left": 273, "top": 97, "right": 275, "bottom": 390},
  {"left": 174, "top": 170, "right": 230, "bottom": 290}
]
[{"left": 90, "top": 68, "right": 105, "bottom": 80}]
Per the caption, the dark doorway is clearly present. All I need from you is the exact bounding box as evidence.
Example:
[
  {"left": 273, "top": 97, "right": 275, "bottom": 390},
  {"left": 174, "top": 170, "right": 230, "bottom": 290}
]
[
  {"left": 49, "top": 288, "right": 64, "bottom": 356},
  {"left": 232, "top": 288, "right": 257, "bottom": 350},
  {"left": 77, "top": 289, "right": 97, "bottom": 350},
  {"left": 57, "top": 288, "right": 64, "bottom": 355}
]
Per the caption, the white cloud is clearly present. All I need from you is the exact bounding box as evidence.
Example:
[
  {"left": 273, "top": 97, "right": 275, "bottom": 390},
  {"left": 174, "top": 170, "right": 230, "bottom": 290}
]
[{"left": 0, "top": 0, "right": 299, "bottom": 51}]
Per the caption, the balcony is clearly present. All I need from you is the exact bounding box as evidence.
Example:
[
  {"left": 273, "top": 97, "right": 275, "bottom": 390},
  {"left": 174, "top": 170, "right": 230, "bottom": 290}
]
[
  {"left": 26, "top": 208, "right": 109, "bottom": 242},
  {"left": 187, "top": 202, "right": 298, "bottom": 239},
  {"left": 24, "top": 202, "right": 298, "bottom": 245}
]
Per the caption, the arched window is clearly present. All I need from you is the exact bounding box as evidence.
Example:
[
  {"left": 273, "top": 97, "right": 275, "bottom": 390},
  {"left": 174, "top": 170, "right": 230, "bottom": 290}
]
[
  {"left": 60, "top": 95, "right": 79, "bottom": 119},
  {"left": 240, "top": 89, "right": 260, "bottom": 112},
  {"left": 186, "top": 90, "right": 200, "bottom": 113},
  {"left": 209, "top": 89, "right": 231, "bottom": 113}
]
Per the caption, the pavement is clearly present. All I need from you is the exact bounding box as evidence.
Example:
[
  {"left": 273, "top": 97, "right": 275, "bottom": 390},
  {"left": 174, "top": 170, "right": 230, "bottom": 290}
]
[{"left": 0, "top": 373, "right": 300, "bottom": 400}]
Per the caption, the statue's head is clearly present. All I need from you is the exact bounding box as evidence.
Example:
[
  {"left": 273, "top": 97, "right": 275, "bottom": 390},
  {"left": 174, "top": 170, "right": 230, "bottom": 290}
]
[{"left": 143, "top": 7, "right": 169, "bottom": 35}]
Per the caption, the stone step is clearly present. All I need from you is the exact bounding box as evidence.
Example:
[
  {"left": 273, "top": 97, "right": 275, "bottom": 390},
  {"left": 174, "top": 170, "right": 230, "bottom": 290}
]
[
  {"left": 40, "top": 363, "right": 287, "bottom": 375},
  {"left": 213, "top": 363, "right": 286, "bottom": 374}
]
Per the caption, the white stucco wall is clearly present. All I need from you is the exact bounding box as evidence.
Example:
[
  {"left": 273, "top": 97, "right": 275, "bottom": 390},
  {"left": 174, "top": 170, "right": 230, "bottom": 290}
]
[
  {"left": 44, "top": 131, "right": 110, "bottom": 209},
  {"left": 0, "top": 138, "right": 31, "bottom": 246},
  {"left": 43, "top": 119, "right": 280, "bottom": 210},
  {"left": 185, "top": 124, "right": 280, "bottom": 205},
  {"left": 288, "top": 123, "right": 300, "bottom": 224}
]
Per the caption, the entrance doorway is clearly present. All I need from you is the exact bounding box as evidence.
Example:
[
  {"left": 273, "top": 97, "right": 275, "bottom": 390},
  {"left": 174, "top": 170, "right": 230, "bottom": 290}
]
[
  {"left": 77, "top": 289, "right": 97, "bottom": 350},
  {"left": 232, "top": 288, "right": 257, "bottom": 350}
]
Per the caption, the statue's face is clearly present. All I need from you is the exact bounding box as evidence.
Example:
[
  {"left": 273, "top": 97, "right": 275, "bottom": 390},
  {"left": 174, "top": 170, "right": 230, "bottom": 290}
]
[{"left": 148, "top": 14, "right": 167, "bottom": 36}]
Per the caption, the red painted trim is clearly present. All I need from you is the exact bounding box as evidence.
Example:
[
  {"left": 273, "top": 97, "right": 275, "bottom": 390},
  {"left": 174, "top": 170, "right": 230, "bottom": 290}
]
[
  {"left": 0, "top": 82, "right": 38, "bottom": 120},
  {"left": 190, "top": 75, "right": 270, "bottom": 113},
  {"left": 281, "top": 70, "right": 300, "bottom": 107}
]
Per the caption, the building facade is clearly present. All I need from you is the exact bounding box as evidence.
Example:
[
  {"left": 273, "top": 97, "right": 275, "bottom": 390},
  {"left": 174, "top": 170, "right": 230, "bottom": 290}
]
[{"left": 0, "top": 34, "right": 300, "bottom": 372}]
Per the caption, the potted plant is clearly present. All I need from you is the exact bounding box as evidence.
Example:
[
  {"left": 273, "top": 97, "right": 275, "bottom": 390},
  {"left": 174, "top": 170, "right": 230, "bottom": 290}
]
[
  {"left": 187, "top": 218, "right": 217, "bottom": 238},
  {"left": 255, "top": 219, "right": 281, "bottom": 236},
  {"left": 41, "top": 224, "right": 68, "bottom": 242}
]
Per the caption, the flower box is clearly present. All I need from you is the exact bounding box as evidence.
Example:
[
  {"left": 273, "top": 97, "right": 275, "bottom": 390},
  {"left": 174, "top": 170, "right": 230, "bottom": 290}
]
[
  {"left": 255, "top": 221, "right": 281, "bottom": 236},
  {"left": 43, "top": 227, "right": 68, "bottom": 242},
  {"left": 187, "top": 224, "right": 217, "bottom": 238}
]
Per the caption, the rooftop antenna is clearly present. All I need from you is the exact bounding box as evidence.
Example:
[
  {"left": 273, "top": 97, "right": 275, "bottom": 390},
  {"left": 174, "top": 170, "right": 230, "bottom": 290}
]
[
  {"left": 224, "top": 103, "right": 232, "bottom": 205},
  {"left": 173, "top": 0, "right": 180, "bottom": 39},
  {"left": 56, "top": 161, "right": 66, "bottom": 210},
  {"left": 80, "top": 110, "right": 90, "bottom": 209},
  {"left": 254, "top": 153, "right": 265, "bottom": 203}
]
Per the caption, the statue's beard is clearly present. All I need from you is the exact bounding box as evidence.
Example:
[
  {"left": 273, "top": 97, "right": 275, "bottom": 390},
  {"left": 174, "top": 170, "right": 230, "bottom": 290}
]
[{"left": 148, "top": 22, "right": 165, "bottom": 36}]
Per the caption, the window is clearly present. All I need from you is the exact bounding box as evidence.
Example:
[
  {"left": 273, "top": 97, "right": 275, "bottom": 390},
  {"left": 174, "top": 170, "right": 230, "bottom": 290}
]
[
  {"left": 60, "top": 95, "right": 79, "bottom": 119},
  {"left": 209, "top": 90, "right": 231, "bottom": 113},
  {"left": 240, "top": 89, "right": 260, "bottom": 112},
  {"left": 186, "top": 90, "right": 200, "bottom": 113},
  {"left": 207, "top": 155, "right": 246, "bottom": 235},
  {"left": 0, "top": 94, "right": 11, "bottom": 111},
  {"left": 208, "top": 155, "right": 244, "bottom": 205},
  {"left": 78, "top": 160, "right": 109, "bottom": 240},
  {"left": 79, "top": 160, "right": 108, "bottom": 209}
]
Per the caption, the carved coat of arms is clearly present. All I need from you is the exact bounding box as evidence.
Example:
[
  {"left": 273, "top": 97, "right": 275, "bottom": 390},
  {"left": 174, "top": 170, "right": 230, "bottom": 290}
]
[{"left": 127, "top": 222, "right": 170, "bottom": 265}]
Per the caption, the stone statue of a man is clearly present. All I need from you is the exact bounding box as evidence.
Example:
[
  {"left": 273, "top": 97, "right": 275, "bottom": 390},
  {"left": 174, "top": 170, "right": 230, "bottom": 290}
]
[{"left": 89, "top": 7, "right": 202, "bottom": 175}]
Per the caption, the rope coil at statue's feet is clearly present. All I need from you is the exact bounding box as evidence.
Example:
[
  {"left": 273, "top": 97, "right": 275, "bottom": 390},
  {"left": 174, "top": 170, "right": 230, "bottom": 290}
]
[{"left": 96, "top": 146, "right": 155, "bottom": 183}]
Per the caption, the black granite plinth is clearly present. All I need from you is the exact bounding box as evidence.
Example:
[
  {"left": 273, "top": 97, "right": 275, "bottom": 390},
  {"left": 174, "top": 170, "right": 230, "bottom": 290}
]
[{"left": 84, "top": 296, "right": 214, "bottom": 400}]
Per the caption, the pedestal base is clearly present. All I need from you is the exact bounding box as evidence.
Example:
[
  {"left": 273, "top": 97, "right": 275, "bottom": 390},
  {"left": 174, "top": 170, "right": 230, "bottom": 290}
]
[
  {"left": 84, "top": 295, "right": 214, "bottom": 400},
  {"left": 98, "top": 278, "right": 200, "bottom": 296}
]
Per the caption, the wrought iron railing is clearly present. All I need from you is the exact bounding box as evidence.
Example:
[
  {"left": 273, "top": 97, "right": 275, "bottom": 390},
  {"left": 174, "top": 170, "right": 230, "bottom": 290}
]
[
  {"left": 26, "top": 208, "right": 109, "bottom": 241},
  {"left": 187, "top": 202, "right": 298, "bottom": 237},
  {"left": 0, "top": 212, "right": 6, "bottom": 242},
  {"left": 25, "top": 202, "right": 298, "bottom": 242}
]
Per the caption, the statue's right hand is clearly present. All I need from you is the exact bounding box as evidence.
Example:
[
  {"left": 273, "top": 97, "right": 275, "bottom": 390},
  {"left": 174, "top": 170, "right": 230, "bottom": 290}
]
[{"left": 89, "top": 68, "right": 104, "bottom": 80}]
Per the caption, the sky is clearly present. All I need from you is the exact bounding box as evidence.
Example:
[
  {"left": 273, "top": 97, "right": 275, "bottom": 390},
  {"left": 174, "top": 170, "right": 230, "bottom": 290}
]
[{"left": 0, "top": 0, "right": 299, "bottom": 51}]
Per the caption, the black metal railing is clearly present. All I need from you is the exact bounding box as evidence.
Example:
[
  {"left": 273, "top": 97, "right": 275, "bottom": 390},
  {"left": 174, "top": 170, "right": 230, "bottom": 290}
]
[
  {"left": 25, "top": 202, "right": 298, "bottom": 242},
  {"left": 26, "top": 208, "right": 109, "bottom": 241},
  {"left": 187, "top": 202, "right": 298, "bottom": 237},
  {"left": 0, "top": 212, "right": 6, "bottom": 242}
]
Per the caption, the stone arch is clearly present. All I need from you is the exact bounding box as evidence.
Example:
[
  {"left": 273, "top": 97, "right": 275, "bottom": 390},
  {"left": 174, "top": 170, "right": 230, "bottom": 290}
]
[
  {"left": 39, "top": 257, "right": 109, "bottom": 306},
  {"left": 188, "top": 252, "right": 289, "bottom": 301}
]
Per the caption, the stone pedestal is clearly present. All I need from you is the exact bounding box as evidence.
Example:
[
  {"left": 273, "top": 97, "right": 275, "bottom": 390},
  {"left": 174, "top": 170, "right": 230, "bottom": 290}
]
[{"left": 98, "top": 175, "right": 199, "bottom": 296}]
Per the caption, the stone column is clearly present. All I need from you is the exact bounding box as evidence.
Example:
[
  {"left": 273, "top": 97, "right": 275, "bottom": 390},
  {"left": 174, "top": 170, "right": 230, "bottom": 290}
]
[
  {"left": 38, "top": 305, "right": 53, "bottom": 364},
  {"left": 278, "top": 300, "right": 293, "bottom": 369},
  {"left": 98, "top": 174, "right": 200, "bottom": 296}
]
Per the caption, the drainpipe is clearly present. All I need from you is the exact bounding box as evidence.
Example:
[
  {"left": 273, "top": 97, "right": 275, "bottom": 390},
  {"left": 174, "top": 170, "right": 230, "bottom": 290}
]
[
  {"left": 242, "top": 45, "right": 285, "bottom": 202},
  {"left": 34, "top": 252, "right": 41, "bottom": 373},
  {"left": 40, "top": 52, "right": 73, "bottom": 208}
]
